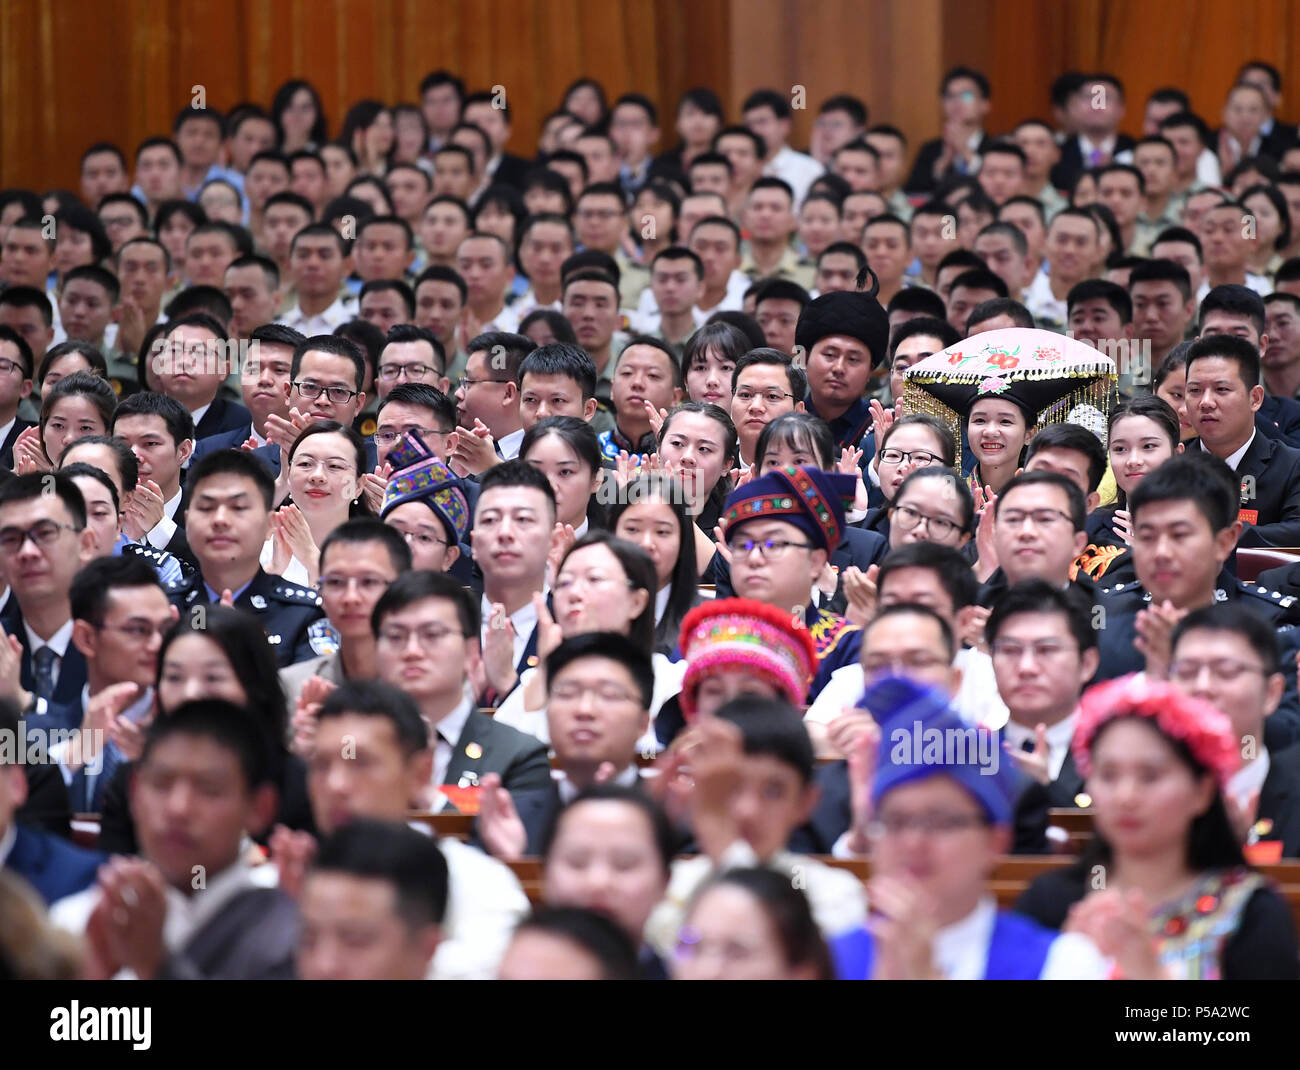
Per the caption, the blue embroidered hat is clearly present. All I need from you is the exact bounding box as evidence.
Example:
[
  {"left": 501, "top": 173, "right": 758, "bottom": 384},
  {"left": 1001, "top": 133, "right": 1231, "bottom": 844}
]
[
  {"left": 379, "top": 430, "right": 470, "bottom": 545},
  {"left": 720, "top": 465, "right": 856, "bottom": 552},
  {"left": 862, "top": 674, "right": 1016, "bottom": 825}
]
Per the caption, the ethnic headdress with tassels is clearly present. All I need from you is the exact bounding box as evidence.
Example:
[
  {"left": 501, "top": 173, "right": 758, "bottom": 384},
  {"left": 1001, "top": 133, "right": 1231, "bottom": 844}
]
[{"left": 900, "top": 327, "right": 1118, "bottom": 453}]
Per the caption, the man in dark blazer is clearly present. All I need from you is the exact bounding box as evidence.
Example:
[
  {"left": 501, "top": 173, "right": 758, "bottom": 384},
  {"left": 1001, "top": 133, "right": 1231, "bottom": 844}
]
[
  {"left": 1167, "top": 604, "right": 1300, "bottom": 858},
  {"left": 1183, "top": 333, "right": 1300, "bottom": 547},
  {"left": 2, "top": 701, "right": 104, "bottom": 904},
  {"left": 463, "top": 92, "right": 532, "bottom": 191},
  {"left": 1050, "top": 75, "right": 1136, "bottom": 191},
  {"left": 372, "top": 570, "right": 551, "bottom": 805},
  {"left": 903, "top": 66, "right": 996, "bottom": 195},
  {"left": 477, "top": 632, "right": 657, "bottom": 858},
  {"left": 0, "top": 472, "right": 96, "bottom": 720},
  {"left": 0, "top": 325, "right": 34, "bottom": 471}
]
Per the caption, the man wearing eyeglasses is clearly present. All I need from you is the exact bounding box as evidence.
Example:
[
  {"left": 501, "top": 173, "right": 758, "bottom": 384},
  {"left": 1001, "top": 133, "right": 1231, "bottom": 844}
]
[
  {"left": 449, "top": 331, "right": 534, "bottom": 473},
  {"left": 54, "top": 557, "right": 177, "bottom": 811},
  {"left": 375, "top": 324, "right": 450, "bottom": 403},
  {"left": 262, "top": 335, "right": 377, "bottom": 494},
  {"left": 0, "top": 325, "right": 35, "bottom": 472},
  {"left": 0, "top": 473, "right": 97, "bottom": 722},
  {"left": 371, "top": 571, "right": 549, "bottom": 808},
  {"left": 719, "top": 465, "right": 862, "bottom": 700},
  {"left": 478, "top": 632, "right": 656, "bottom": 859},
  {"left": 985, "top": 579, "right": 1099, "bottom": 812},
  {"left": 1168, "top": 604, "right": 1300, "bottom": 858},
  {"left": 977, "top": 471, "right": 1093, "bottom": 607},
  {"left": 728, "top": 350, "right": 805, "bottom": 468},
  {"left": 280, "top": 520, "right": 411, "bottom": 712}
]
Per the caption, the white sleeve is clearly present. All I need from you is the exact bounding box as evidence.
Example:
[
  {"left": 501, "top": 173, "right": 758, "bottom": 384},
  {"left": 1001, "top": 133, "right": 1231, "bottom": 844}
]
[
  {"left": 804, "top": 665, "right": 865, "bottom": 725},
  {"left": 146, "top": 514, "right": 177, "bottom": 551},
  {"left": 1040, "top": 931, "right": 1109, "bottom": 980},
  {"left": 429, "top": 839, "right": 530, "bottom": 980}
]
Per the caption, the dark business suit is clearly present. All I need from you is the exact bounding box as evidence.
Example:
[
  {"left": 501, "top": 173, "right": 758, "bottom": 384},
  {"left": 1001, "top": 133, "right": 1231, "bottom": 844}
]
[
  {"left": 0, "top": 416, "right": 33, "bottom": 470},
  {"left": 1185, "top": 433, "right": 1300, "bottom": 547},
  {"left": 903, "top": 133, "right": 997, "bottom": 195},
  {"left": 1049, "top": 133, "right": 1137, "bottom": 192},
  {"left": 441, "top": 709, "right": 551, "bottom": 795},
  {"left": 1257, "top": 395, "right": 1300, "bottom": 450},
  {"left": 191, "top": 424, "right": 254, "bottom": 460},
  {"left": 489, "top": 152, "right": 532, "bottom": 191},
  {"left": 18, "top": 758, "right": 73, "bottom": 836},
  {"left": 1259, "top": 744, "right": 1300, "bottom": 858},
  {"left": 193, "top": 396, "right": 253, "bottom": 440},
  {"left": 4, "top": 823, "right": 105, "bottom": 905}
]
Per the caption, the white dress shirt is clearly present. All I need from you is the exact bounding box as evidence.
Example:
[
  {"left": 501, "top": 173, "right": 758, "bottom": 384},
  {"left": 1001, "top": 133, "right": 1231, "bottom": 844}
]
[
  {"left": 934, "top": 895, "right": 1107, "bottom": 979},
  {"left": 482, "top": 302, "right": 522, "bottom": 335},
  {"left": 145, "top": 488, "right": 184, "bottom": 551},
  {"left": 23, "top": 617, "right": 74, "bottom": 696},
  {"left": 1001, "top": 709, "right": 1079, "bottom": 782},
  {"left": 1228, "top": 748, "right": 1271, "bottom": 814},
  {"left": 557, "top": 763, "right": 640, "bottom": 803},
  {"left": 654, "top": 584, "right": 671, "bottom": 625},
  {"left": 1202, "top": 428, "right": 1255, "bottom": 472},
  {"left": 764, "top": 145, "right": 825, "bottom": 206},
  {"left": 277, "top": 295, "right": 356, "bottom": 335},
  {"left": 497, "top": 427, "right": 525, "bottom": 461},
  {"left": 0, "top": 822, "right": 15, "bottom": 867},
  {"left": 189, "top": 401, "right": 212, "bottom": 431},
  {"left": 1024, "top": 268, "right": 1068, "bottom": 327}
]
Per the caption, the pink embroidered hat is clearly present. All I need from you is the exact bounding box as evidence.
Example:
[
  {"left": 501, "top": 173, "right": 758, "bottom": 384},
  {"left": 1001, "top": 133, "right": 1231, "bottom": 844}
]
[
  {"left": 1072, "top": 674, "right": 1242, "bottom": 788},
  {"left": 678, "top": 598, "right": 818, "bottom": 721}
]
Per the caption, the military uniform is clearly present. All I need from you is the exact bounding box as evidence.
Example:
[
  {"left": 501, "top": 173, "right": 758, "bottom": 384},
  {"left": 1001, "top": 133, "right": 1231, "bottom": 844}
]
[
  {"left": 166, "top": 568, "right": 330, "bottom": 667},
  {"left": 1093, "top": 576, "right": 1300, "bottom": 751}
]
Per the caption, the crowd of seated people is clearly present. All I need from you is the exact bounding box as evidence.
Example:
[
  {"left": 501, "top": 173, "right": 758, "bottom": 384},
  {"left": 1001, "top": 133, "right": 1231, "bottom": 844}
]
[{"left": 6, "top": 60, "right": 1300, "bottom": 981}]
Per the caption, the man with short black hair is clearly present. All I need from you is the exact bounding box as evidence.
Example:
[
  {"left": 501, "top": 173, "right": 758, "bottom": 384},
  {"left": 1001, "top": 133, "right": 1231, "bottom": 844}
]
[
  {"left": 0, "top": 473, "right": 97, "bottom": 716},
  {"left": 301, "top": 676, "right": 530, "bottom": 979},
  {"left": 753, "top": 279, "right": 809, "bottom": 356},
  {"left": 298, "top": 819, "right": 450, "bottom": 980},
  {"left": 516, "top": 342, "right": 603, "bottom": 433},
  {"left": 742, "top": 89, "right": 823, "bottom": 205},
  {"left": 49, "top": 701, "right": 298, "bottom": 979},
  {"left": 1264, "top": 292, "right": 1300, "bottom": 400},
  {"left": 603, "top": 336, "right": 682, "bottom": 458},
  {"left": 1013, "top": 119, "right": 1066, "bottom": 218},
  {"left": 164, "top": 450, "right": 326, "bottom": 665},
  {"left": 947, "top": 268, "right": 1007, "bottom": 335},
  {"left": 973, "top": 222, "right": 1036, "bottom": 300},
  {"left": 905, "top": 67, "right": 995, "bottom": 194},
  {"left": 0, "top": 325, "right": 34, "bottom": 470},
  {"left": 1025, "top": 209, "right": 1101, "bottom": 331},
  {"left": 1051, "top": 74, "right": 1134, "bottom": 190},
  {"left": 1097, "top": 163, "right": 1155, "bottom": 255},
  {"left": 1202, "top": 198, "right": 1270, "bottom": 293},
  {"left": 560, "top": 268, "right": 622, "bottom": 402},
  {"left": 1183, "top": 332, "right": 1300, "bottom": 545},
  {"left": 639, "top": 246, "right": 705, "bottom": 355},
  {"left": 112, "top": 390, "right": 199, "bottom": 564},
  {"left": 978, "top": 142, "right": 1027, "bottom": 205},
  {"left": 1168, "top": 604, "right": 1300, "bottom": 857},
  {"left": 713, "top": 126, "right": 768, "bottom": 218},
  {"left": 449, "top": 330, "right": 533, "bottom": 471},
  {"left": 687, "top": 215, "right": 746, "bottom": 314},
  {"left": 278, "top": 225, "right": 356, "bottom": 334},
  {"left": 1130, "top": 257, "right": 1195, "bottom": 369},
  {"left": 372, "top": 569, "right": 550, "bottom": 790},
  {"left": 354, "top": 215, "right": 416, "bottom": 284}
]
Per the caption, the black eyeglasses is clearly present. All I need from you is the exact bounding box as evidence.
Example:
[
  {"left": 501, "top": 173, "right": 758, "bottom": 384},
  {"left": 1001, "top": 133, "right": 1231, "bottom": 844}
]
[{"left": 293, "top": 380, "right": 360, "bottom": 404}]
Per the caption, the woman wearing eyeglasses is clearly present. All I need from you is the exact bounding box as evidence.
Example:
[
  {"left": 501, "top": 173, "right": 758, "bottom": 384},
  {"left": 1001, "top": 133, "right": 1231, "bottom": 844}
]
[
  {"left": 859, "top": 414, "right": 958, "bottom": 540},
  {"left": 493, "top": 531, "right": 682, "bottom": 751},
  {"left": 262, "top": 422, "right": 369, "bottom": 586}
]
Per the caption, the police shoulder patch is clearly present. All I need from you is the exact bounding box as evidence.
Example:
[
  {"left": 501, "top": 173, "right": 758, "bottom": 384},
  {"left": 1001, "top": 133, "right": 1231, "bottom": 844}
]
[{"left": 307, "top": 620, "right": 341, "bottom": 656}]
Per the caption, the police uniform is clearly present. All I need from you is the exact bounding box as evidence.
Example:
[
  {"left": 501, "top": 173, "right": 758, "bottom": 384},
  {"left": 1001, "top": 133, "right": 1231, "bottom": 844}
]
[
  {"left": 165, "top": 568, "right": 329, "bottom": 667},
  {"left": 120, "top": 540, "right": 193, "bottom": 585},
  {"left": 1093, "top": 575, "right": 1300, "bottom": 751}
]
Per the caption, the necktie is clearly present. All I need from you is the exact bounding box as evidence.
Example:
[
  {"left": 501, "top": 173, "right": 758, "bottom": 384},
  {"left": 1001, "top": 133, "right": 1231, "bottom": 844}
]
[
  {"left": 1021, "top": 737, "right": 1037, "bottom": 754},
  {"left": 84, "top": 741, "right": 123, "bottom": 812},
  {"left": 1088, "top": 147, "right": 1103, "bottom": 167},
  {"left": 32, "top": 646, "right": 57, "bottom": 706}
]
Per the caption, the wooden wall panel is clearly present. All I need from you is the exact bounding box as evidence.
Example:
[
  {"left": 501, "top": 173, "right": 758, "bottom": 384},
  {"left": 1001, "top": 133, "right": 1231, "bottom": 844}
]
[{"left": 6, "top": 0, "right": 1300, "bottom": 194}]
